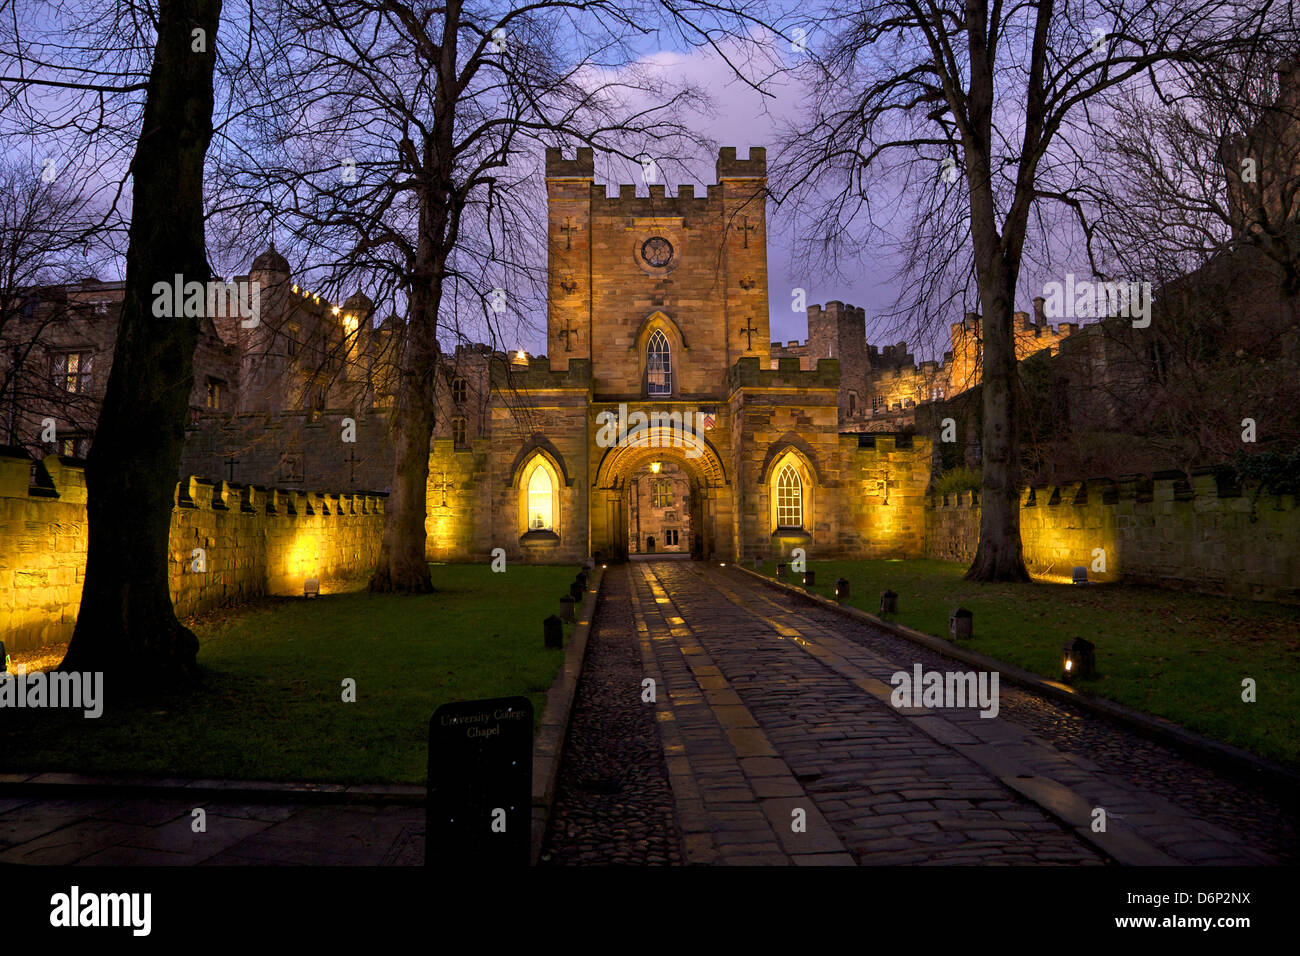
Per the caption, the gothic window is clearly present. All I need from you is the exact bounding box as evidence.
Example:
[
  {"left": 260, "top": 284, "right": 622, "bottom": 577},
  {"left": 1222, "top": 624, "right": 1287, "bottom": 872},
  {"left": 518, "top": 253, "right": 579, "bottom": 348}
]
[
  {"left": 872, "top": 394, "right": 883, "bottom": 414},
  {"left": 286, "top": 324, "right": 299, "bottom": 357},
  {"left": 451, "top": 377, "right": 468, "bottom": 404},
  {"left": 776, "top": 463, "right": 803, "bottom": 528},
  {"left": 527, "top": 465, "right": 554, "bottom": 531},
  {"left": 53, "top": 351, "right": 92, "bottom": 393},
  {"left": 206, "top": 378, "right": 225, "bottom": 409},
  {"left": 452, "top": 416, "right": 468, "bottom": 447},
  {"left": 652, "top": 478, "right": 672, "bottom": 508},
  {"left": 647, "top": 329, "right": 671, "bottom": 396},
  {"left": 848, "top": 392, "right": 857, "bottom": 415}
]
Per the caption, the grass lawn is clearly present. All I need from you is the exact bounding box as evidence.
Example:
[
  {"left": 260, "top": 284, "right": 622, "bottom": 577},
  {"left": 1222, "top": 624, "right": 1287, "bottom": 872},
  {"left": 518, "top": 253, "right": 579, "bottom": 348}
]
[
  {"left": 0, "top": 563, "right": 579, "bottom": 785},
  {"left": 754, "top": 558, "right": 1300, "bottom": 767}
]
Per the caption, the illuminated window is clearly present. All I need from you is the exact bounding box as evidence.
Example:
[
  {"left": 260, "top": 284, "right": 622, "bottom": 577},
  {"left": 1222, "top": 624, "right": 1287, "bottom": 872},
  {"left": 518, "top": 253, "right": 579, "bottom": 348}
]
[
  {"left": 206, "top": 378, "right": 225, "bottom": 409},
  {"left": 452, "top": 417, "right": 467, "bottom": 446},
  {"left": 647, "top": 329, "right": 671, "bottom": 396},
  {"left": 652, "top": 478, "right": 672, "bottom": 508},
  {"left": 53, "top": 351, "right": 93, "bottom": 393},
  {"left": 776, "top": 463, "right": 802, "bottom": 528},
  {"left": 527, "top": 465, "right": 553, "bottom": 531},
  {"left": 451, "top": 377, "right": 468, "bottom": 404}
]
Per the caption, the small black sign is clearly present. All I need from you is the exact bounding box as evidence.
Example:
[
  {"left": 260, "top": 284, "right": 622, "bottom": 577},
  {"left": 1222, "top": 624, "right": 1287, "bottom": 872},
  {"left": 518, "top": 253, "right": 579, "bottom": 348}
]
[{"left": 426, "top": 696, "right": 532, "bottom": 867}]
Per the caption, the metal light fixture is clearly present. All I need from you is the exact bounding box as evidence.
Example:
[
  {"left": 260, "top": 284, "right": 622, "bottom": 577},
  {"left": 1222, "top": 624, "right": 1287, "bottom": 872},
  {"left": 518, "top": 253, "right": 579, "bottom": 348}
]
[
  {"left": 949, "top": 606, "right": 973, "bottom": 640},
  {"left": 1062, "top": 637, "right": 1096, "bottom": 680},
  {"left": 650, "top": 461, "right": 661, "bottom": 474}
]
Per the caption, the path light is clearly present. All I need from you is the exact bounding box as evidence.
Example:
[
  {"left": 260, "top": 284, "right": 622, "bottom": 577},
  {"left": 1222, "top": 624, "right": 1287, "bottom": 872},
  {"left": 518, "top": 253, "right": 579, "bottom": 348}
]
[
  {"left": 559, "top": 595, "right": 575, "bottom": 623},
  {"left": 835, "top": 578, "right": 850, "bottom": 600},
  {"left": 576, "top": 570, "right": 588, "bottom": 590},
  {"left": 802, "top": 570, "right": 816, "bottom": 587},
  {"left": 569, "top": 580, "right": 584, "bottom": 601},
  {"left": 1062, "top": 637, "right": 1096, "bottom": 680},
  {"left": 880, "top": 589, "right": 898, "bottom": 614},
  {"left": 544, "top": 614, "right": 564, "bottom": 648},
  {"left": 304, "top": 577, "right": 320, "bottom": 598},
  {"left": 949, "top": 607, "right": 973, "bottom": 640},
  {"left": 650, "top": 461, "right": 661, "bottom": 474},
  {"left": 776, "top": 562, "right": 788, "bottom": 580},
  {"left": 1072, "top": 566, "right": 1089, "bottom": 585}
]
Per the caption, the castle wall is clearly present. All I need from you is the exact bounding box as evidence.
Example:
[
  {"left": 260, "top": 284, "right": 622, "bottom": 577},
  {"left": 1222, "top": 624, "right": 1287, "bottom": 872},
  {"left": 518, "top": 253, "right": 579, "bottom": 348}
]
[
  {"left": 924, "top": 475, "right": 1300, "bottom": 603},
  {"left": 0, "top": 453, "right": 386, "bottom": 652},
  {"left": 839, "top": 434, "right": 932, "bottom": 558}
]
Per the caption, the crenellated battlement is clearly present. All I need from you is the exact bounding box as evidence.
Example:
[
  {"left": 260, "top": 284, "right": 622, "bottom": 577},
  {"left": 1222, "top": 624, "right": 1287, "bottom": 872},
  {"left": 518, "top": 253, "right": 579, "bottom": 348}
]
[
  {"left": 728, "top": 355, "right": 840, "bottom": 390},
  {"left": 925, "top": 468, "right": 1300, "bottom": 602},
  {"left": 0, "top": 451, "right": 388, "bottom": 651}
]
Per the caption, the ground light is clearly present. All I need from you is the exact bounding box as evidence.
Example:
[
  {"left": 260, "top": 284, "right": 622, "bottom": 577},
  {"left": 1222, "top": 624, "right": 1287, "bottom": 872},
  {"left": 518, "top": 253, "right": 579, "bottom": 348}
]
[
  {"left": 304, "top": 577, "right": 320, "bottom": 598},
  {"left": 1062, "top": 637, "right": 1097, "bottom": 680},
  {"left": 949, "top": 606, "right": 973, "bottom": 640}
]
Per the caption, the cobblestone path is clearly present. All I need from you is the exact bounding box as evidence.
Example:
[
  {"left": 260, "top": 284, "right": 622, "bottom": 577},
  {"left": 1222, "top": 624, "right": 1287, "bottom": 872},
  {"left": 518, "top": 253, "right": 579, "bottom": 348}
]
[
  {"left": 547, "top": 561, "right": 1290, "bottom": 866},
  {"left": 540, "top": 565, "right": 684, "bottom": 866}
]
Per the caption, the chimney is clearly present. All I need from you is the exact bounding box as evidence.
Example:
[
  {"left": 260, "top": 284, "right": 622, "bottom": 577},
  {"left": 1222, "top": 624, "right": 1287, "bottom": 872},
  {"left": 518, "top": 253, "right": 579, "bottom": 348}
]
[
  {"left": 1278, "top": 59, "right": 1299, "bottom": 108},
  {"left": 1033, "top": 295, "right": 1047, "bottom": 329}
]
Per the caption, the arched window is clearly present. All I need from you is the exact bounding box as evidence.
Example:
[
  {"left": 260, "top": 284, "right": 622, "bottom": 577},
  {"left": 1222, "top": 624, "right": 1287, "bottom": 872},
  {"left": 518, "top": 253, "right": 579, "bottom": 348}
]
[
  {"left": 647, "top": 329, "right": 671, "bottom": 396},
  {"left": 776, "top": 463, "right": 802, "bottom": 528},
  {"left": 527, "top": 465, "right": 553, "bottom": 531}
]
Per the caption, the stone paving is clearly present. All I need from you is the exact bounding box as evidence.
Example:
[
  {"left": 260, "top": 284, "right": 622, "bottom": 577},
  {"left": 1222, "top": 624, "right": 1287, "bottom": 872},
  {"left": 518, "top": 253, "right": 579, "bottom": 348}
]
[
  {"left": 540, "top": 569, "right": 683, "bottom": 865},
  {"left": 0, "top": 794, "right": 423, "bottom": 865},
  {"left": 2, "top": 559, "right": 1290, "bottom": 866},
  {"left": 604, "top": 560, "right": 1287, "bottom": 866}
]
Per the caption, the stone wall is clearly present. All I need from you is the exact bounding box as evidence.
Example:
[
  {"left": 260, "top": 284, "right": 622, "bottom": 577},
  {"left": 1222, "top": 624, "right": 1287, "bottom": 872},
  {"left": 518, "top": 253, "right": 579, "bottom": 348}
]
[
  {"left": 840, "top": 433, "right": 932, "bottom": 558},
  {"left": 924, "top": 473, "right": 1300, "bottom": 603},
  {"left": 0, "top": 452, "right": 386, "bottom": 652}
]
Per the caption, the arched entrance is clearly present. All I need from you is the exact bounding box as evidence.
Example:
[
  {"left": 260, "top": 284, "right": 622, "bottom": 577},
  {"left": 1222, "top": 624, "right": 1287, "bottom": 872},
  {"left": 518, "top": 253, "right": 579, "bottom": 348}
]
[{"left": 591, "top": 423, "right": 731, "bottom": 562}]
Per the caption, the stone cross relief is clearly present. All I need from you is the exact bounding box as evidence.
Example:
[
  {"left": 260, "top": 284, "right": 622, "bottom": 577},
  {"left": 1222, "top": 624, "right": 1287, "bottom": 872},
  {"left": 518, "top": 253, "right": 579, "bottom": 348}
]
[
  {"left": 431, "top": 472, "right": 455, "bottom": 508},
  {"left": 557, "top": 317, "right": 579, "bottom": 352},
  {"left": 739, "top": 319, "right": 759, "bottom": 351},
  {"left": 740, "top": 216, "right": 757, "bottom": 249},
  {"left": 559, "top": 217, "right": 577, "bottom": 250}
]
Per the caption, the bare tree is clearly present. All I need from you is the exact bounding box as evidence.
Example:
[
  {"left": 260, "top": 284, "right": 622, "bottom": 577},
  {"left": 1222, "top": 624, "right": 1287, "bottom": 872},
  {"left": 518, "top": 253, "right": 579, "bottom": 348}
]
[
  {"left": 226, "top": 0, "right": 721, "bottom": 592},
  {"left": 773, "top": 0, "right": 1287, "bottom": 580},
  {"left": 0, "top": 161, "right": 109, "bottom": 451},
  {"left": 0, "top": 0, "right": 227, "bottom": 687}
]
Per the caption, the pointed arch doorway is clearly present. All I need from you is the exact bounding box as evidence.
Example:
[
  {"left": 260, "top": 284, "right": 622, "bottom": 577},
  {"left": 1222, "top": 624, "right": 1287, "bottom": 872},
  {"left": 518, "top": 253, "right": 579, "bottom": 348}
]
[{"left": 591, "top": 422, "right": 731, "bottom": 563}]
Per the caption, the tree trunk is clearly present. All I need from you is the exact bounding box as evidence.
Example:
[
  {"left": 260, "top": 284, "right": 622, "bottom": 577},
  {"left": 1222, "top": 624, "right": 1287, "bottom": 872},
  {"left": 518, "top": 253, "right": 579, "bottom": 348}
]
[
  {"left": 59, "top": 0, "right": 223, "bottom": 689},
  {"left": 965, "top": 269, "right": 1031, "bottom": 582},
  {"left": 369, "top": 277, "right": 438, "bottom": 593}
]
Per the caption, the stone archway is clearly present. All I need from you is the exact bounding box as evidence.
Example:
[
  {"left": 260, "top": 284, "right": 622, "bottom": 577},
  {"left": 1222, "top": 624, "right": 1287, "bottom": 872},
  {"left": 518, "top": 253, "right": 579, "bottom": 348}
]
[{"left": 591, "top": 425, "right": 731, "bottom": 562}]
